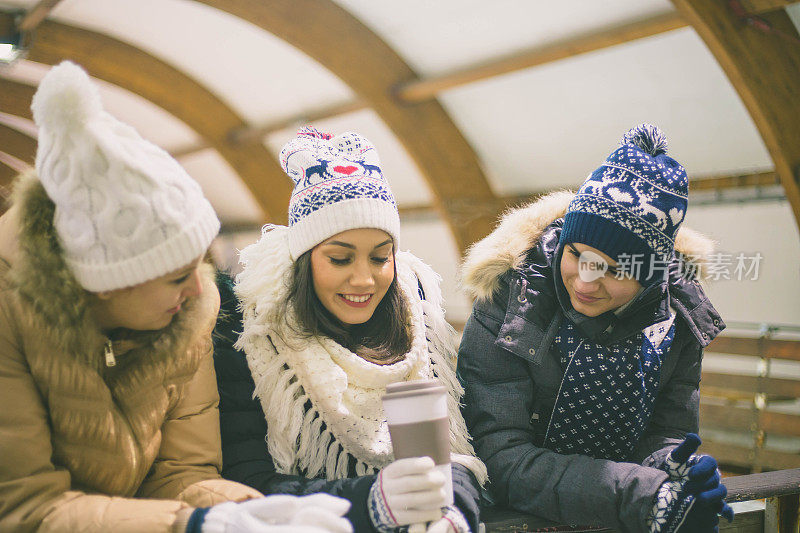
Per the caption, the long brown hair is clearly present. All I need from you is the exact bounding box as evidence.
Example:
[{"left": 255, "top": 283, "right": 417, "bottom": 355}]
[{"left": 282, "top": 250, "right": 412, "bottom": 364}]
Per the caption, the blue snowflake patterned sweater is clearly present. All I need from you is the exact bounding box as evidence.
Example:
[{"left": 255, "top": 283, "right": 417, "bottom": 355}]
[{"left": 545, "top": 313, "right": 677, "bottom": 462}]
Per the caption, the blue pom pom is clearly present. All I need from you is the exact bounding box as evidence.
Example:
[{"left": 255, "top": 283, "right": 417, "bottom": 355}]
[{"left": 622, "top": 123, "right": 668, "bottom": 156}]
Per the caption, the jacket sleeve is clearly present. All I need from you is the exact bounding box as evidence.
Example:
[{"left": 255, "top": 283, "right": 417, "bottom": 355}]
[
  {"left": 451, "top": 463, "right": 481, "bottom": 533},
  {"left": 137, "top": 280, "right": 262, "bottom": 507},
  {"left": 0, "top": 289, "right": 195, "bottom": 533},
  {"left": 456, "top": 284, "right": 668, "bottom": 533},
  {"left": 630, "top": 320, "right": 702, "bottom": 468},
  {"left": 136, "top": 342, "right": 263, "bottom": 506},
  {"left": 213, "top": 272, "right": 378, "bottom": 533}
]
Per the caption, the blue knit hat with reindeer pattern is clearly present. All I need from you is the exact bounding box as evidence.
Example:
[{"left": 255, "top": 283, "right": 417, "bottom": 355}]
[
  {"left": 280, "top": 126, "right": 400, "bottom": 259},
  {"left": 560, "top": 124, "right": 689, "bottom": 283}
]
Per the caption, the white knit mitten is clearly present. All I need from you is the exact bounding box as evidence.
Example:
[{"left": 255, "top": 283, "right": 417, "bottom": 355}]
[
  {"left": 201, "top": 494, "right": 352, "bottom": 533},
  {"left": 368, "top": 457, "right": 448, "bottom": 532}
]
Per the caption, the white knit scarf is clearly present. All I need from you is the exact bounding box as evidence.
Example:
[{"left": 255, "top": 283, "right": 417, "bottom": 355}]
[{"left": 235, "top": 226, "right": 486, "bottom": 484}]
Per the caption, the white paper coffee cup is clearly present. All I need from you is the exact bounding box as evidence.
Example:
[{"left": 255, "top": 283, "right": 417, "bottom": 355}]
[{"left": 383, "top": 379, "right": 453, "bottom": 506}]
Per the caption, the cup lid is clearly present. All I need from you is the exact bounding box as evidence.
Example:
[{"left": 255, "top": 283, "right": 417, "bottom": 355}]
[{"left": 384, "top": 379, "right": 446, "bottom": 399}]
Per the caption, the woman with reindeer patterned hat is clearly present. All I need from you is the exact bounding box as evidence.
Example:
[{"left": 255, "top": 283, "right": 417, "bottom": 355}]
[
  {"left": 213, "top": 127, "right": 487, "bottom": 533},
  {"left": 457, "top": 124, "right": 734, "bottom": 532}
]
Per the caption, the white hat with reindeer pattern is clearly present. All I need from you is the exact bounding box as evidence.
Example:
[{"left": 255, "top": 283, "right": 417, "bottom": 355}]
[{"left": 279, "top": 126, "right": 400, "bottom": 260}]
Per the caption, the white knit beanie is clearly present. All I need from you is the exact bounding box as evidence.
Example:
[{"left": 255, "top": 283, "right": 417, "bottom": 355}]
[
  {"left": 31, "top": 61, "right": 220, "bottom": 292},
  {"left": 280, "top": 126, "right": 400, "bottom": 259}
]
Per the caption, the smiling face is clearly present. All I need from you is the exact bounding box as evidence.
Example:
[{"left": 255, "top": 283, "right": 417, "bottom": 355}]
[
  {"left": 310, "top": 228, "right": 395, "bottom": 325},
  {"left": 559, "top": 243, "right": 642, "bottom": 317},
  {"left": 92, "top": 257, "right": 204, "bottom": 331}
]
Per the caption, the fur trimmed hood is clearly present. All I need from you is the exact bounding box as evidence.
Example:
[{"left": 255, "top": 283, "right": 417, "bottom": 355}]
[
  {"left": 1, "top": 171, "right": 218, "bottom": 367},
  {"left": 460, "top": 191, "right": 716, "bottom": 301}
]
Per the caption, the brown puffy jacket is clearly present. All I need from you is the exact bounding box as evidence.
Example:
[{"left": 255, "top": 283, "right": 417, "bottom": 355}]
[{"left": 0, "top": 175, "right": 261, "bottom": 533}]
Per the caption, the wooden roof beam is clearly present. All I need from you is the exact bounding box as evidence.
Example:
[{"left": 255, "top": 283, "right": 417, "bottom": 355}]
[
  {"left": 690, "top": 169, "right": 779, "bottom": 190},
  {"left": 216, "top": 170, "right": 779, "bottom": 233},
  {"left": 18, "top": 0, "right": 63, "bottom": 32},
  {"left": 670, "top": 0, "right": 800, "bottom": 231},
  {"left": 0, "top": 77, "right": 35, "bottom": 120},
  {"left": 228, "top": 99, "right": 367, "bottom": 145},
  {"left": 0, "top": 151, "right": 26, "bottom": 184},
  {"left": 0, "top": 151, "right": 27, "bottom": 214},
  {"left": 397, "top": 171, "right": 783, "bottom": 221},
  {"left": 172, "top": 99, "right": 367, "bottom": 158},
  {"left": 0, "top": 123, "right": 36, "bottom": 165},
  {"left": 0, "top": 13, "right": 292, "bottom": 223},
  {"left": 198, "top": 10, "right": 690, "bottom": 160},
  {"left": 737, "top": 0, "right": 800, "bottom": 14},
  {"left": 196, "top": 0, "right": 500, "bottom": 252},
  {"left": 395, "top": 11, "right": 688, "bottom": 102}
]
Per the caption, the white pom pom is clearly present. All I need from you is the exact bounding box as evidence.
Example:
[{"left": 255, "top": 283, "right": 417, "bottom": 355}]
[
  {"left": 621, "top": 123, "right": 668, "bottom": 156},
  {"left": 31, "top": 61, "right": 103, "bottom": 132}
]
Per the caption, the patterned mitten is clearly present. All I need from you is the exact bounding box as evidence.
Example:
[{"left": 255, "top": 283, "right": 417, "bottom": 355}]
[
  {"left": 646, "top": 479, "right": 696, "bottom": 533},
  {"left": 406, "top": 505, "right": 470, "bottom": 533},
  {"left": 367, "top": 457, "right": 448, "bottom": 533},
  {"left": 647, "top": 434, "right": 734, "bottom": 532},
  {"left": 665, "top": 434, "right": 734, "bottom": 522}
]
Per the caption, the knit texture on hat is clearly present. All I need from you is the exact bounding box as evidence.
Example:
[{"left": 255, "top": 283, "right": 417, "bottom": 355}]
[
  {"left": 561, "top": 124, "right": 688, "bottom": 273},
  {"left": 31, "top": 61, "right": 220, "bottom": 292},
  {"left": 280, "top": 126, "right": 400, "bottom": 259}
]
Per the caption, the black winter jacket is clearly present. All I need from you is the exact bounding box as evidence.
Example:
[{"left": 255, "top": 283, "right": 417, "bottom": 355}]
[{"left": 457, "top": 211, "right": 724, "bottom": 532}]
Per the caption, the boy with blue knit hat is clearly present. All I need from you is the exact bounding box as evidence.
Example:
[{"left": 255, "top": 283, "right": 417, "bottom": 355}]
[{"left": 457, "top": 124, "right": 734, "bottom": 532}]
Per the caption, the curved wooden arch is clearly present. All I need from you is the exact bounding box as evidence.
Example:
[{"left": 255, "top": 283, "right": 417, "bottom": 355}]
[
  {"left": 0, "top": 123, "right": 37, "bottom": 165},
  {"left": 0, "top": 77, "right": 36, "bottom": 120},
  {"left": 0, "top": 12, "right": 292, "bottom": 223},
  {"left": 0, "top": 79, "right": 37, "bottom": 164},
  {"left": 0, "top": 158, "right": 19, "bottom": 190},
  {"left": 0, "top": 149, "right": 27, "bottom": 215},
  {"left": 195, "top": 0, "right": 500, "bottom": 252},
  {"left": 670, "top": 0, "right": 800, "bottom": 229}
]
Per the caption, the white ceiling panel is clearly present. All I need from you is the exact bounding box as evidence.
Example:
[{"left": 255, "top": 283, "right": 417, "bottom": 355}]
[
  {"left": 437, "top": 28, "right": 772, "bottom": 195},
  {"left": 398, "top": 218, "right": 472, "bottom": 322},
  {"left": 789, "top": 3, "right": 800, "bottom": 30},
  {"left": 10, "top": 0, "right": 355, "bottom": 125},
  {"left": 178, "top": 148, "right": 264, "bottom": 224},
  {"left": 685, "top": 201, "right": 800, "bottom": 327},
  {"left": 332, "top": 0, "right": 674, "bottom": 76}
]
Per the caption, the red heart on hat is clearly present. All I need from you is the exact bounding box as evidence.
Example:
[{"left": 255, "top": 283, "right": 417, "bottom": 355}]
[{"left": 333, "top": 165, "right": 358, "bottom": 175}]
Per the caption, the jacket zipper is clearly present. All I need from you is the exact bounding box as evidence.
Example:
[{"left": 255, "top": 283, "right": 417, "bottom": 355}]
[
  {"left": 101, "top": 339, "right": 139, "bottom": 492},
  {"left": 104, "top": 340, "right": 116, "bottom": 367},
  {"left": 542, "top": 339, "right": 584, "bottom": 444}
]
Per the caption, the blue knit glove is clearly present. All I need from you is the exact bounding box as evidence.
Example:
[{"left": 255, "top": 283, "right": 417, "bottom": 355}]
[
  {"left": 666, "top": 434, "right": 734, "bottom": 523},
  {"left": 646, "top": 434, "right": 735, "bottom": 532}
]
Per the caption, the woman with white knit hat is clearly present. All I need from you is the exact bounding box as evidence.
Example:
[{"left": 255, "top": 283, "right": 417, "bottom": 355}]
[
  {"left": 213, "top": 127, "right": 487, "bottom": 533},
  {"left": 0, "top": 62, "right": 351, "bottom": 533}
]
